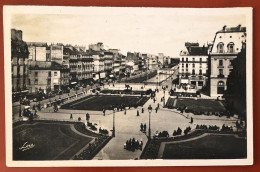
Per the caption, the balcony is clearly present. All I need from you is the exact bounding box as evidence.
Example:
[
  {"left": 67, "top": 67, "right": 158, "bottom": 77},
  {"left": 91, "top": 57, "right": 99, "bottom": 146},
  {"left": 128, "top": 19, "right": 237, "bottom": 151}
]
[{"left": 217, "top": 74, "right": 225, "bottom": 78}]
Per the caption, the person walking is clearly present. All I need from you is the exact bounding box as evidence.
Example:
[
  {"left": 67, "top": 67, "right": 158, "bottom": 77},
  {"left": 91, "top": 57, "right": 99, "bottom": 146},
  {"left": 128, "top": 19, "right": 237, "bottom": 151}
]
[
  {"left": 70, "top": 113, "right": 73, "bottom": 119},
  {"left": 140, "top": 123, "right": 143, "bottom": 131},
  {"left": 86, "top": 113, "right": 90, "bottom": 122},
  {"left": 137, "top": 110, "right": 140, "bottom": 116},
  {"left": 143, "top": 123, "right": 146, "bottom": 133}
]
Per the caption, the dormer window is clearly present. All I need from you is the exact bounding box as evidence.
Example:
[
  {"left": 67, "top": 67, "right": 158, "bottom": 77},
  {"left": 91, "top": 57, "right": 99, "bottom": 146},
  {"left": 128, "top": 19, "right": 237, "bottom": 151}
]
[
  {"left": 227, "top": 42, "right": 235, "bottom": 53},
  {"left": 217, "top": 42, "right": 224, "bottom": 53}
]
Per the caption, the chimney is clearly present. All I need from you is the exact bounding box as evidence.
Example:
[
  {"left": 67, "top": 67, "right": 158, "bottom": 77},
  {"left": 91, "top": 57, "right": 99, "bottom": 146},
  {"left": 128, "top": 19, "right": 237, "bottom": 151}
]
[
  {"left": 223, "top": 25, "right": 227, "bottom": 32},
  {"left": 237, "top": 24, "right": 241, "bottom": 30}
]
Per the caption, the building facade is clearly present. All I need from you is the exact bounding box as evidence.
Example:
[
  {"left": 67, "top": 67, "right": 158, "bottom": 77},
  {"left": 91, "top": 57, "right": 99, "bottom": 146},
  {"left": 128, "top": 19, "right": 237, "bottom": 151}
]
[
  {"left": 11, "top": 29, "right": 29, "bottom": 98},
  {"left": 28, "top": 61, "right": 62, "bottom": 93},
  {"left": 209, "top": 25, "right": 246, "bottom": 97},
  {"left": 27, "top": 42, "right": 48, "bottom": 61},
  {"left": 179, "top": 42, "right": 208, "bottom": 89}
]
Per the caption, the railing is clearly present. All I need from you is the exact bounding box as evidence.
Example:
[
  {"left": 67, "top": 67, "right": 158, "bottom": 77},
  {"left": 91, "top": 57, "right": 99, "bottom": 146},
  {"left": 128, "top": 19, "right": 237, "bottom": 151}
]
[{"left": 217, "top": 74, "right": 225, "bottom": 78}]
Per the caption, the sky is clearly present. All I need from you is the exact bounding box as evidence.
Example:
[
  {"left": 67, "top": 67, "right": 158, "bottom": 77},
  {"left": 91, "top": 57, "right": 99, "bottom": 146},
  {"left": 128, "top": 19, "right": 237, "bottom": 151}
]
[{"left": 11, "top": 7, "right": 246, "bottom": 57}]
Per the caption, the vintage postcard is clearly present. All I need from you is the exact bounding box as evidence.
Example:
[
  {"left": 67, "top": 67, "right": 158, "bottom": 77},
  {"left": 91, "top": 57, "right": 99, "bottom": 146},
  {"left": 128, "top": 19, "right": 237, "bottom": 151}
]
[{"left": 4, "top": 6, "right": 253, "bottom": 166}]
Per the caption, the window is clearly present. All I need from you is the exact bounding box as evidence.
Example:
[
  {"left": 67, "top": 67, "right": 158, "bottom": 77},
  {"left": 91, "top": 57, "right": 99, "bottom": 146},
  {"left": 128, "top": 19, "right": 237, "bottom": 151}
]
[
  {"left": 219, "top": 69, "right": 224, "bottom": 77},
  {"left": 186, "top": 64, "right": 188, "bottom": 68},
  {"left": 217, "top": 42, "right": 224, "bottom": 53},
  {"left": 35, "top": 72, "right": 38, "bottom": 77},
  {"left": 34, "top": 79, "right": 38, "bottom": 85},
  {"left": 54, "top": 72, "right": 57, "bottom": 76},
  {"left": 198, "top": 81, "right": 203, "bottom": 86},
  {"left": 48, "top": 71, "right": 51, "bottom": 77},
  {"left": 219, "top": 60, "right": 223, "bottom": 66},
  {"left": 227, "top": 43, "right": 234, "bottom": 53},
  {"left": 191, "top": 81, "right": 196, "bottom": 86},
  {"left": 192, "top": 58, "right": 195, "bottom": 61},
  {"left": 192, "top": 63, "right": 195, "bottom": 68},
  {"left": 200, "top": 58, "right": 202, "bottom": 62},
  {"left": 182, "top": 63, "right": 184, "bottom": 67},
  {"left": 199, "top": 69, "right": 202, "bottom": 75},
  {"left": 182, "top": 58, "right": 184, "bottom": 62},
  {"left": 217, "top": 81, "right": 225, "bottom": 94},
  {"left": 186, "top": 58, "right": 188, "bottom": 62},
  {"left": 192, "top": 69, "right": 195, "bottom": 75}
]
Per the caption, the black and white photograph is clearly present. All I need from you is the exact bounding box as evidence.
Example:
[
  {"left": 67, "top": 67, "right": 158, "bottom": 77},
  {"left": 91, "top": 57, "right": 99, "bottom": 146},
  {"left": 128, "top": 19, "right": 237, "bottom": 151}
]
[{"left": 4, "top": 6, "right": 253, "bottom": 166}]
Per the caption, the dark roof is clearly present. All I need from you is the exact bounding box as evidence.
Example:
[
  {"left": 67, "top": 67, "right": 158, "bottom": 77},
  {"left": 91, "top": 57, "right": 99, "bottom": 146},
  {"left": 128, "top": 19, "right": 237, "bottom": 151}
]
[
  {"left": 104, "top": 51, "right": 113, "bottom": 55},
  {"left": 217, "top": 25, "right": 246, "bottom": 33},
  {"left": 186, "top": 46, "right": 208, "bottom": 56},
  {"left": 26, "top": 42, "right": 47, "bottom": 47}
]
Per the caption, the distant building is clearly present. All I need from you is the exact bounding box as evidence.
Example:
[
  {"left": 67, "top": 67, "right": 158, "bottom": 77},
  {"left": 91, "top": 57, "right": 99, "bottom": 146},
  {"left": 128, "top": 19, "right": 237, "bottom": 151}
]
[
  {"left": 65, "top": 46, "right": 93, "bottom": 86},
  {"left": 209, "top": 25, "right": 246, "bottom": 97},
  {"left": 179, "top": 42, "right": 208, "bottom": 89},
  {"left": 27, "top": 42, "right": 48, "bottom": 61},
  {"left": 11, "top": 29, "right": 29, "bottom": 96},
  {"left": 28, "top": 61, "right": 62, "bottom": 93},
  {"left": 104, "top": 51, "right": 114, "bottom": 75},
  {"left": 50, "top": 44, "right": 63, "bottom": 64},
  {"left": 89, "top": 42, "right": 105, "bottom": 52}
]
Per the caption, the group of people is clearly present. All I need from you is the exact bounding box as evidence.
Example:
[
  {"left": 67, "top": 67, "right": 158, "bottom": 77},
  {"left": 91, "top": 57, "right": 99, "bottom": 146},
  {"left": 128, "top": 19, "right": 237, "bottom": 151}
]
[
  {"left": 196, "top": 124, "right": 220, "bottom": 131},
  {"left": 140, "top": 123, "right": 147, "bottom": 133},
  {"left": 124, "top": 138, "right": 143, "bottom": 151}
]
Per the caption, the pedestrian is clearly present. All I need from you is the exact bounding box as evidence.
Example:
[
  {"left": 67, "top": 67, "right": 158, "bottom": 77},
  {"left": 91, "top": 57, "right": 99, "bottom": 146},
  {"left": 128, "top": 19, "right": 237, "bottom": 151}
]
[
  {"left": 70, "top": 113, "right": 73, "bottom": 119},
  {"left": 86, "top": 113, "right": 90, "bottom": 122},
  {"left": 142, "top": 108, "right": 144, "bottom": 113},
  {"left": 124, "top": 109, "right": 126, "bottom": 115},
  {"left": 143, "top": 123, "right": 146, "bottom": 132},
  {"left": 190, "top": 117, "right": 193, "bottom": 124},
  {"left": 155, "top": 107, "right": 158, "bottom": 113},
  {"left": 157, "top": 103, "right": 160, "bottom": 109},
  {"left": 153, "top": 98, "right": 156, "bottom": 103},
  {"left": 140, "top": 123, "right": 143, "bottom": 131},
  {"left": 103, "top": 109, "right": 106, "bottom": 116},
  {"left": 137, "top": 110, "right": 139, "bottom": 116},
  {"left": 126, "top": 140, "right": 129, "bottom": 150}
]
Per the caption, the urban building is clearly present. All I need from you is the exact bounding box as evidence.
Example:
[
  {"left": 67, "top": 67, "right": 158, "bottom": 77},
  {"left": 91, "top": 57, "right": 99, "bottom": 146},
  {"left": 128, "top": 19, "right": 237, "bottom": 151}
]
[
  {"left": 28, "top": 61, "right": 62, "bottom": 93},
  {"left": 179, "top": 42, "right": 208, "bottom": 89},
  {"left": 104, "top": 51, "right": 114, "bottom": 75},
  {"left": 209, "top": 25, "right": 246, "bottom": 97},
  {"left": 27, "top": 42, "right": 48, "bottom": 61},
  {"left": 11, "top": 29, "right": 29, "bottom": 98},
  {"left": 50, "top": 44, "right": 63, "bottom": 64}
]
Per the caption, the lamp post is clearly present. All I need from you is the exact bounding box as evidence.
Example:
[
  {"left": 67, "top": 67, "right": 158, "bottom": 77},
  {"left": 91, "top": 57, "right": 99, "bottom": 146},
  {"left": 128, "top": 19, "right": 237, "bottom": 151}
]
[
  {"left": 112, "top": 106, "right": 116, "bottom": 137},
  {"left": 156, "top": 76, "right": 158, "bottom": 89},
  {"left": 148, "top": 105, "right": 153, "bottom": 139},
  {"left": 163, "top": 87, "right": 166, "bottom": 107}
]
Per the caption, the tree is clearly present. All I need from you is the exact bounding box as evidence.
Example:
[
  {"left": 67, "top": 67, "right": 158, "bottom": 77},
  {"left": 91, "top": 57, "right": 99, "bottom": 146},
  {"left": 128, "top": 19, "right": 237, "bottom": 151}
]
[{"left": 225, "top": 43, "right": 246, "bottom": 120}]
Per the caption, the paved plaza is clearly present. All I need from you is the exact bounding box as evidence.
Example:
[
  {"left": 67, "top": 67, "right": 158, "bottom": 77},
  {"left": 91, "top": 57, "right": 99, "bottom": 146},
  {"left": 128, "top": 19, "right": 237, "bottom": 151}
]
[{"left": 32, "top": 84, "right": 238, "bottom": 160}]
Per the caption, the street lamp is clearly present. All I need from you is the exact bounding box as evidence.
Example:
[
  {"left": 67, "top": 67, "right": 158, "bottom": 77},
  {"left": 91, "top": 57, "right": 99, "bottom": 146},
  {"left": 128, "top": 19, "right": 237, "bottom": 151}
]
[
  {"left": 163, "top": 87, "right": 166, "bottom": 107},
  {"left": 112, "top": 106, "right": 116, "bottom": 137},
  {"left": 156, "top": 76, "right": 158, "bottom": 89},
  {"left": 148, "top": 105, "right": 153, "bottom": 139}
]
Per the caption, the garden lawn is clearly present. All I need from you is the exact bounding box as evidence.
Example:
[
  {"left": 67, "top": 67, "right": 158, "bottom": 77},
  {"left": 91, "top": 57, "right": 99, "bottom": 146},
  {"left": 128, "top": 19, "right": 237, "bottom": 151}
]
[
  {"left": 13, "top": 122, "right": 93, "bottom": 160},
  {"left": 61, "top": 95, "right": 149, "bottom": 111},
  {"left": 167, "top": 98, "right": 226, "bottom": 113},
  {"left": 163, "top": 134, "right": 247, "bottom": 159}
]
